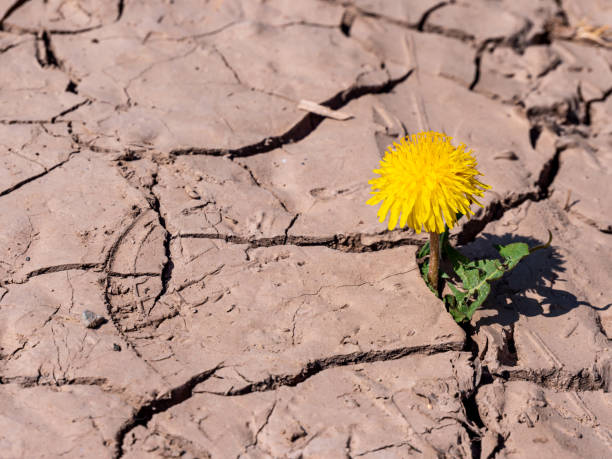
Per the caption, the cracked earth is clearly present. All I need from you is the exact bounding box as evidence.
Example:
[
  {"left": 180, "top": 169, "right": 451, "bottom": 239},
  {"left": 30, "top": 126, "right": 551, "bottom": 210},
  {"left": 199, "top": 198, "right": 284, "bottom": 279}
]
[{"left": 0, "top": 0, "right": 611, "bottom": 458}]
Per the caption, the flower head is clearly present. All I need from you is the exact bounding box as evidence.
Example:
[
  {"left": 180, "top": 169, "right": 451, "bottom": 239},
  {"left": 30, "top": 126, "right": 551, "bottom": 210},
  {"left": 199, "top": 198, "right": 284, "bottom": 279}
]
[{"left": 367, "top": 131, "right": 490, "bottom": 233}]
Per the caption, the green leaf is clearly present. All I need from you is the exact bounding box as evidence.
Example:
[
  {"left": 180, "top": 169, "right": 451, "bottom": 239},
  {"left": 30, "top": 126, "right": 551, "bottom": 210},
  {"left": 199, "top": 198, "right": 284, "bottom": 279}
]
[
  {"left": 455, "top": 265, "right": 480, "bottom": 289},
  {"left": 449, "top": 305, "right": 468, "bottom": 323},
  {"left": 466, "top": 282, "right": 491, "bottom": 320},
  {"left": 420, "top": 259, "right": 429, "bottom": 279},
  {"left": 446, "top": 282, "right": 470, "bottom": 321},
  {"left": 439, "top": 238, "right": 545, "bottom": 323},
  {"left": 444, "top": 293, "right": 456, "bottom": 309},
  {"left": 418, "top": 215, "right": 545, "bottom": 325},
  {"left": 444, "top": 243, "right": 470, "bottom": 268},
  {"left": 417, "top": 241, "right": 430, "bottom": 258},
  {"left": 420, "top": 258, "right": 438, "bottom": 295},
  {"left": 447, "top": 282, "right": 466, "bottom": 302},
  {"left": 439, "top": 226, "right": 450, "bottom": 251},
  {"left": 496, "top": 242, "right": 530, "bottom": 271},
  {"left": 474, "top": 258, "right": 504, "bottom": 281}
]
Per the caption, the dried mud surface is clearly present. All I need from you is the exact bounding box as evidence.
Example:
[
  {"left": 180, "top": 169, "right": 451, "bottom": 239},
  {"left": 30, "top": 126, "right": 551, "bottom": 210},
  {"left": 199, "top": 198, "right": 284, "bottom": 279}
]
[{"left": 0, "top": 1, "right": 611, "bottom": 458}]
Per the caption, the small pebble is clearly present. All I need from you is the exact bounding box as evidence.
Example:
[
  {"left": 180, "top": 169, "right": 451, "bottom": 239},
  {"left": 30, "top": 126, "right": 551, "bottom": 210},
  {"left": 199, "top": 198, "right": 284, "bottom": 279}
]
[
  {"left": 184, "top": 185, "right": 200, "bottom": 200},
  {"left": 112, "top": 343, "right": 122, "bottom": 352},
  {"left": 82, "top": 310, "right": 106, "bottom": 329},
  {"left": 25, "top": 257, "right": 30, "bottom": 261}
]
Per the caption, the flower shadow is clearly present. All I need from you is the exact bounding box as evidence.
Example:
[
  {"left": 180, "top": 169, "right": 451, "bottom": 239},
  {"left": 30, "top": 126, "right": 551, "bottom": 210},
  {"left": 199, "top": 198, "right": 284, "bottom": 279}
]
[{"left": 458, "top": 232, "right": 611, "bottom": 328}]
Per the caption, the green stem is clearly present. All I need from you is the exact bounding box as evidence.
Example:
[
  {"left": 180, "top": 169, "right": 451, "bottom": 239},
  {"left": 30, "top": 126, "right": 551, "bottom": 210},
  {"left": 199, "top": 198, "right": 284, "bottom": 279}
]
[
  {"left": 529, "top": 230, "right": 553, "bottom": 253},
  {"left": 428, "top": 232, "right": 440, "bottom": 292}
]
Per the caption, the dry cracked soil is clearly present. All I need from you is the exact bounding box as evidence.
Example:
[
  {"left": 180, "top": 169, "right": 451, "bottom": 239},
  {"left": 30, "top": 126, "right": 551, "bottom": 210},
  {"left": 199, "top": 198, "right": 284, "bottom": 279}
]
[{"left": 0, "top": 1, "right": 611, "bottom": 458}]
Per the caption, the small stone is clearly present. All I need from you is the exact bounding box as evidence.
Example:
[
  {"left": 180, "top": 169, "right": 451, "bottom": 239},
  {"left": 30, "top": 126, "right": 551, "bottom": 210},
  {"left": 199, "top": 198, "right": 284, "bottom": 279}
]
[
  {"left": 112, "top": 343, "right": 122, "bottom": 352},
  {"left": 81, "top": 310, "right": 106, "bottom": 329},
  {"left": 25, "top": 257, "right": 30, "bottom": 261},
  {"left": 184, "top": 185, "right": 200, "bottom": 199}
]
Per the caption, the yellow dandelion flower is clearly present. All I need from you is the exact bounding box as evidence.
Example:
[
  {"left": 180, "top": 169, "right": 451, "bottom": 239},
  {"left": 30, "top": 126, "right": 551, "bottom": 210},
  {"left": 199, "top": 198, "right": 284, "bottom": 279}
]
[{"left": 367, "top": 131, "right": 490, "bottom": 234}]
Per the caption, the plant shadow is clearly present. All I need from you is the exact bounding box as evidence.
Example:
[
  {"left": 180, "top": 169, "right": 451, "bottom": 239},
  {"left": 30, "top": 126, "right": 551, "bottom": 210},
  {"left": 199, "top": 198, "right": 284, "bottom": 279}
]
[{"left": 458, "top": 232, "right": 611, "bottom": 328}]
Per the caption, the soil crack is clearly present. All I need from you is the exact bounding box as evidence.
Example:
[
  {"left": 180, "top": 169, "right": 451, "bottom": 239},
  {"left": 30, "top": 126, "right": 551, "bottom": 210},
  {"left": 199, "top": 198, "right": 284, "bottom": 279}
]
[
  {"left": 458, "top": 142, "right": 568, "bottom": 245},
  {"left": 0, "top": 375, "right": 111, "bottom": 389},
  {"left": 113, "top": 365, "right": 222, "bottom": 458},
  {"left": 3, "top": 262, "right": 102, "bottom": 285},
  {"left": 50, "top": 99, "right": 92, "bottom": 123},
  {"left": 0, "top": 0, "right": 31, "bottom": 30},
  {"left": 202, "top": 342, "right": 463, "bottom": 397},
  {"left": 0, "top": 150, "right": 80, "bottom": 199},
  {"left": 169, "top": 68, "right": 413, "bottom": 159},
  {"left": 416, "top": 1, "right": 450, "bottom": 32},
  {"left": 492, "top": 366, "right": 608, "bottom": 392},
  {"left": 116, "top": 0, "right": 125, "bottom": 22},
  {"left": 175, "top": 229, "right": 425, "bottom": 253},
  {"left": 148, "top": 173, "right": 174, "bottom": 312}
]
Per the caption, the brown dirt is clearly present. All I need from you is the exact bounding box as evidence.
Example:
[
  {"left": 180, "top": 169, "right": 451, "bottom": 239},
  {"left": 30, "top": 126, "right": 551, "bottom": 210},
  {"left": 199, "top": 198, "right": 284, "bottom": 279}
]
[{"left": 0, "top": 1, "right": 611, "bottom": 458}]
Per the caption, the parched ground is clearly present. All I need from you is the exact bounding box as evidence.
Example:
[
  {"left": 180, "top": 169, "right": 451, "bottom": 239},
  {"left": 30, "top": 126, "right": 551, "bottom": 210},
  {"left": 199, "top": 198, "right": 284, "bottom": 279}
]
[{"left": 0, "top": 1, "right": 611, "bottom": 458}]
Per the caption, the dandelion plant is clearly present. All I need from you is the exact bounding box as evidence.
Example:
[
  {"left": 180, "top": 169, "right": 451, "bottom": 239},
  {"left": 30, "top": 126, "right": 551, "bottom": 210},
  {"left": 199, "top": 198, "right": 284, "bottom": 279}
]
[{"left": 367, "top": 131, "right": 550, "bottom": 323}]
